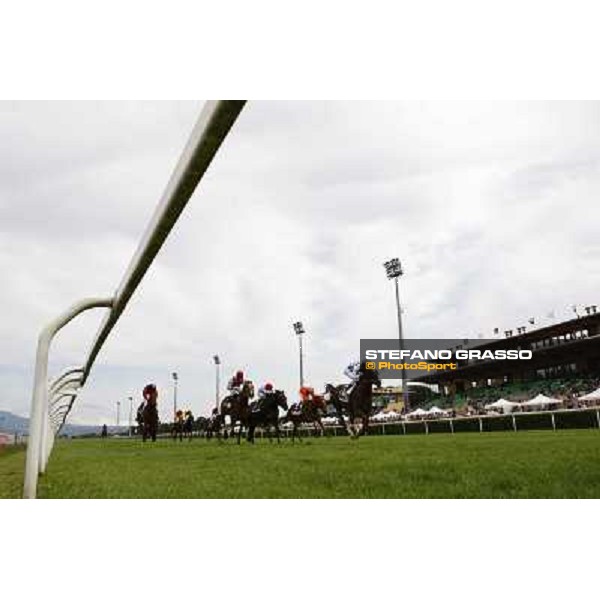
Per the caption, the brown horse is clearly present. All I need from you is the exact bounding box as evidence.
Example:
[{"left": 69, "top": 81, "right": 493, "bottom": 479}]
[
  {"left": 284, "top": 395, "right": 327, "bottom": 443},
  {"left": 141, "top": 398, "right": 159, "bottom": 442},
  {"left": 182, "top": 411, "right": 194, "bottom": 441},
  {"left": 172, "top": 409, "right": 184, "bottom": 442},
  {"left": 220, "top": 381, "right": 255, "bottom": 444},
  {"left": 247, "top": 390, "right": 288, "bottom": 444},
  {"left": 326, "top": 367, "right": 381, "bottom": 438}
]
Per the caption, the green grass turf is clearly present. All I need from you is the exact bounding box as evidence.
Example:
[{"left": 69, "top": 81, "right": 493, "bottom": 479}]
[{"left": 1, "top": 430, "right": 599, "bottom": 498}]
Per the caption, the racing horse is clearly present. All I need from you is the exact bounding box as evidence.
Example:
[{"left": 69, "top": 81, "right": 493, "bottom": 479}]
[
  {"left": 141, "top": 396, "right": 158, "bottom": 442},
  {"left": 220, "top": 380, "right": 255, "bottom": 444},
  {"left": 326, "top": 366, "right": 381, "bottom": 438},
  {"left": 204, "top": 410, "right": 224, "bottom": 441},
  {"left": 284, "top": 394, "right": 327, "bottom": 443},
  {"left": 246, "top": 390, "right": 289, "bottom": 444},
  {"left": 182, "top": 410, "right": 195, "bottom": 441},
  {"left": 172, "top": 410, "right": 184, "bottom": 442}
]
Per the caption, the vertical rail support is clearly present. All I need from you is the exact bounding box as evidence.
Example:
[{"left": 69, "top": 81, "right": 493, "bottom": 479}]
[
  {"left": 449, "top": 419, "right": 454, "bottom": 434},
  {"left": 551, "top": 412, "right": 556, "bottom": 432},
  {"left": 512, "top": 414, "right": 517, "bottom": 432},
  {"left": 478, "top": 417, "right": 483, "bottom": 433},
  {"left": 23, "top": 297, "right": 113, "bottom": 499}
]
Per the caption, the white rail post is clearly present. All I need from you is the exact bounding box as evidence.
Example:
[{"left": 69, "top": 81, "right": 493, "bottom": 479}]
[
  {"left": 23, "top": 297, "right": 113, "bottom": 499},
  {"left": 24, "top": 101, "right": 246, "bottom": 498},
  {"left": 449, "top": 419, "right": 454, "bottom": 434},
  {"left": 551, "top": 412, "right": 556, "bottom": 432},
  {"left": 512, "top": 414, "right": 517, "bottom": 432}
]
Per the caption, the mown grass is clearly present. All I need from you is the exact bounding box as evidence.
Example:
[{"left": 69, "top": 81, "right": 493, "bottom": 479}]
[{"left": 1, "top": 430, "right": 599, "bottom": 498}]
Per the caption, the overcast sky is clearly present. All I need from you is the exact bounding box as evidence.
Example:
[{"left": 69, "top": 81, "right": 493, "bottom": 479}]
[{"left": 1, "top": 101, "right": 599, "bottom": 425}]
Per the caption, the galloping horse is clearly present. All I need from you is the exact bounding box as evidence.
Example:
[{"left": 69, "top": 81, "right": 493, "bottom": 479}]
[
  {"left": 326, "top": 367, "right": 381, "bottom": 438},
  {"left": 182, "top": 411, "right": 195, "bottom": 441},
  {"left": 204, "top": 411, "right": 224, "bottom": 441},
  {"left": 172, "top": 410, "right": 184, "bottom": 442},
  {"left": 220, "top": 381, "right": 255, "bottom": 444},
  {"left": 284, "top": 394, "right": 327, "bottom": 442},
  {"left": 247, "top": 390, "right": 289, "bottom": 444},
  {"left": 194, "top": 416, "right": 210, "bottom": 437},
  {"left": 141, "top": 399, "right": 159, "bottom": 442},
  {"left": 137, "top": 384, "right": 160, "bottom": 442}
]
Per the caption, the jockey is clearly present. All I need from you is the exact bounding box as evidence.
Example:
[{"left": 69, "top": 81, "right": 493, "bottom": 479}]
[
  {"left": 258, "top": 382, "right": 274, "bottom": 399},
  {"left": 344, "top": 361, "right": 362, "bottom": 398},
  {"left": 142, "top": 383, "right": 158, "bottom": 405},
  {"left": 227, "top": 370, "right": 245, "bottom": 395},
  {"left": 255, "top": 382, "right": 274, "bottom": 411},
  {"left": 299, "top": 385, "right": 315, "bottom": 407}
]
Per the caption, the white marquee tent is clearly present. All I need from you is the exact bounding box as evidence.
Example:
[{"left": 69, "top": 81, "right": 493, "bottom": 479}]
[
  {"left": 484, "top": 398, "right": 519, "bottom": 413},
  {"left": 406, "top": 407, "right": 428, "bottom": 419},
  {"left": 522, "top": 393, "right": 563, "bottom": 408},
  {"left": 579, "top": 388, "right": 600, "bottom": 402}
]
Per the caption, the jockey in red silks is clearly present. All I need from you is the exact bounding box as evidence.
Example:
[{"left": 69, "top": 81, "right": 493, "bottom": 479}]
[
  {"left": 143, "top": 383, "right": 158, "bottom": 406},
  {"left": 227, "top": 370, "right": 245, "bottom": 395},
  {"left": 299, "top": 385, "right": 315, "bottom": 404},
  {"left": 298, "top": 385, "right": 326, "bottom": 414}
]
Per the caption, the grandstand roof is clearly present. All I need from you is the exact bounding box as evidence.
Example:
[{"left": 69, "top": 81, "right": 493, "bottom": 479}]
[{"left": 414, "top": 312, "right": 600, "bottom": 384}]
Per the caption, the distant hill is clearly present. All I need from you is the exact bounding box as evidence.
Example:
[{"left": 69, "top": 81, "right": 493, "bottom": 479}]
[{"left": 0, "top": 410, "right": 128, "bottom": 437}]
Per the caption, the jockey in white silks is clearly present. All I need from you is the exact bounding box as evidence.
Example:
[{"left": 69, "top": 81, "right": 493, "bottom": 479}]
[{"left": 344, "top": 360, "right": 361, "bottom": 398}]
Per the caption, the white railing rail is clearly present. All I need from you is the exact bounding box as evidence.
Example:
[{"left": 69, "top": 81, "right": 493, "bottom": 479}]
[{"left": 23, "top": 100, "right": 246, "bottom": 498}]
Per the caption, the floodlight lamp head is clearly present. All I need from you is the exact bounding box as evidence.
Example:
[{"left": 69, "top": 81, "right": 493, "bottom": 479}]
[
  {"left": 293, "top": 321, "right": 305, "bottom": 335},
  {"left": 383, "top": 258, "right": 403, "bottom": 279}
]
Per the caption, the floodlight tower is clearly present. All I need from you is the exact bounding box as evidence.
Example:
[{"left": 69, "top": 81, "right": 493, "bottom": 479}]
[
  {"left": 383, "top": 258, "right": 409, "bottom": 411},
  {"left": 293, "top": 321, "right": 305, "bottom": 388},
  {"left": 213, "top": 355, "right": 221, "bottom": 412},
  {"left": 172, "top": 372, "right": 178, "bottom": 420},
  {"left": 128, "top": 396, "right": 133, "bottom": 437}
]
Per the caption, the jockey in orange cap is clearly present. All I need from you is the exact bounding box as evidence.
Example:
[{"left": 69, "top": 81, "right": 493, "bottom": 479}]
[{"left": 299, "top": 385, "right": 315, "bottom": 405}]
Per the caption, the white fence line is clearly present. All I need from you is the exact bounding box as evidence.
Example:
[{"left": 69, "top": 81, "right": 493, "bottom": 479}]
[{"left": 23, "top": 100, "right": 246, "bottom": 498}]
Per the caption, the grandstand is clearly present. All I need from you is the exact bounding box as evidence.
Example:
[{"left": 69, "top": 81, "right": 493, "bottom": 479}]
[{"left": 413, "top": 311, "right": 600, "bottom": 409}]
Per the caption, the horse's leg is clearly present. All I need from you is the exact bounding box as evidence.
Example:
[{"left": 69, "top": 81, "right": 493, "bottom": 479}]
[
  {"left": 360, "top": 414, "right": 369, "bottom": 437},
  {"left": 318, "top": 419, "right": 325, "bottom": 437}
]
